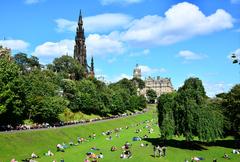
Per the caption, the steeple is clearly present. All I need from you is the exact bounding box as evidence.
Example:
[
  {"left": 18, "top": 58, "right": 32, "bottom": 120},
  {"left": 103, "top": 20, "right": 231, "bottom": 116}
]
[
  {"left": 78, "top": 10, "right": 83, "bottom": 26},
  {"left": 74, "top": 10, "right": 88, "bottom": 74}
]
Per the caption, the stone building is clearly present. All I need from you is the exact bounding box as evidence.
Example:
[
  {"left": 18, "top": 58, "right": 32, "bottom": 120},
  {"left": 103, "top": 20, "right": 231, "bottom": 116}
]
[
  {"left": 74, "top": 10, "right": 94, "bottom": 77},
  {"left": 133, "top": 64, "right": 174, "bottom": 97}
]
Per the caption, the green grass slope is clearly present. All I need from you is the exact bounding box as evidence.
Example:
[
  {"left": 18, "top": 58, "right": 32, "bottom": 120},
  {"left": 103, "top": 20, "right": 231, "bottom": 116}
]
[{"left": 0, "top": 107, "right": 239, "bottom": 162}]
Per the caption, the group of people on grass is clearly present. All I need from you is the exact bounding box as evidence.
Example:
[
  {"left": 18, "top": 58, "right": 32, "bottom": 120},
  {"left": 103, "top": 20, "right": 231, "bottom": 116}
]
[
  {"left": 9, "top": 118, "right": 163, "bottom": 162},
  {"left": 153, "top": 145, "right": 167, "bottom": 157}
]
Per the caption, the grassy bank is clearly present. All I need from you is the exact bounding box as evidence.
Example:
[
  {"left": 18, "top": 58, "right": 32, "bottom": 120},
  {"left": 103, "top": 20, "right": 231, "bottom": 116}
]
[
  {"left": 0, "top": 110, "right": 155, "bottom": 161},
  {"left": 0, "top": 106, "right": 239, "bottom": 162}
]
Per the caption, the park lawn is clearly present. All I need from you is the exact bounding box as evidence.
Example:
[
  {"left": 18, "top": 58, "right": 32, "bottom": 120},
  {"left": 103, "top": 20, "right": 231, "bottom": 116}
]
[
  {"left": 0, "top": 111, "right": 155, "bottom": 161},
  {"left": 0, "top": 107, "right": 239, "bottom": 162}
]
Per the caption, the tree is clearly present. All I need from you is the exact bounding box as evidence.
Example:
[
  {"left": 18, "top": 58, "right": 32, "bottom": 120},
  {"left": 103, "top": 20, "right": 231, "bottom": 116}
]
[
  {"left": 146, "top": 89, "right": 157, "bottom": 103},
  {"left": 50, "top": 55, "right": 84, "bottom": 80},
  {"left": 110, "top": 78, "right": 137, "bottom": 96},
  {"left": 0, "top": 53, "right": 25, "bottom": 125},
  {"left": 157, "top": 93, "right": 176, "bottom": 139},
  {"left": 219, "top": 84, "right": 240, "bottom": 133},
  {"left": 157, "top": 77, "right": 224, "bottom": 141},
  {"left": 34, "top": 96, "right": 68, "bottom": 123},
  {"left": 13, "top": 53, "right": 41, "bottom": 74},
  {"left": 22, "top": 69, "right": 62, "bottom": 122}
]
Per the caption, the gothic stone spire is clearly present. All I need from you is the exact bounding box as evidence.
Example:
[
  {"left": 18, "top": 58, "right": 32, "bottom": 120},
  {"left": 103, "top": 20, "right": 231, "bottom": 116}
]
[{"left": 74, "top": 10, "right": 88, "bottom": 74}]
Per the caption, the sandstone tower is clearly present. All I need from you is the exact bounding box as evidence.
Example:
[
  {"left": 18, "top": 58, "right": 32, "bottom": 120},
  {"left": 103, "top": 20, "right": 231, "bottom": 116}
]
[
  {"left": 133, "top": 64, "right": 141, "bottom": 79},
  {"left": 74, "top": 10, "right": 94, "bottom": 77}
]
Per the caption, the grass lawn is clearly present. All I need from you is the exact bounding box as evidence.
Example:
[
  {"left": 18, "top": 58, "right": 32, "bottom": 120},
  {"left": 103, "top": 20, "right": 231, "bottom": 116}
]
[{"left": 0, "top": 107, "right": 239, "bottom": 162}]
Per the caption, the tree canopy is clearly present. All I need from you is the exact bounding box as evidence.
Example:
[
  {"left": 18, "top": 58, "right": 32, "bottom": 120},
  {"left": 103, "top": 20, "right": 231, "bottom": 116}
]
[
  {"left": 0, "top": 49, "right": 147, "bottom": 126},
  {"left": 158, "top": 77, "right": 224, "bottom": 142}
]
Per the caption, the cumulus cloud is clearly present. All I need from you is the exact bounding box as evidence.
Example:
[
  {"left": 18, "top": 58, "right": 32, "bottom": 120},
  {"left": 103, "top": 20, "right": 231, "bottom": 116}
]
[
  {"left": 32, "top": 39, "right": 74, "bottom": 59},
  {"left": 122, "top": 2, "right": 234, "bottom": 45},
  {"left": 86, "top": 33, "right": 125, "bottom": 56},
  {"left": 178, "top": 50, "right": 207, "bottom": 60},
  {"left": 0, "top": 39, "right": 29, "bottom": 51},
  {"left": 204, "top": 82, "right": 233, "bottom": 97},
  {"left": 138, "top": 65, "right": 166, "bottom": 75},
  {"left": 55, "top": 19, "right": 76, "bottom": 32},
  {"left": 100, "top": 0, "right": 143, "bottom": 5},
  {"left": 55, "top": 13, "right": 132, "bottom": 33}
]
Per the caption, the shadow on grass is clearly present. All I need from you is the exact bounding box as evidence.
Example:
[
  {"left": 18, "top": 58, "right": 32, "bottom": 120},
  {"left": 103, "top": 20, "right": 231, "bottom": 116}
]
[{"left": 143, "top": 138, "right": 240, "bottom": 150}]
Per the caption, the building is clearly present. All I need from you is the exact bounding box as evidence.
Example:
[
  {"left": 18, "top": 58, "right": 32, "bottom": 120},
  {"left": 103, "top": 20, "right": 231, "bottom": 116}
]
[
  {"left": 133, "top": 64, "right": 174, "bottom": 97},
  {"left": 133, "top": 64, "right": 141, "bottom": 79},
  {"left": 74, "top": 10, "right": 94, "bottom": 77}
]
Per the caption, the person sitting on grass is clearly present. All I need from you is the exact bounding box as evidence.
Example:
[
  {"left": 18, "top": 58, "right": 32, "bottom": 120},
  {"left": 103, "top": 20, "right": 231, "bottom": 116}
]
[
  {"left": 45, "top": 150, "right": 54, "bottom": 156},
  {"left": 111, "top": 146, "right": 117, "bottom": 151},
  {"left": 84, "top": 159, "right": 90, "bottom": 162},
  {"left": 191, "top": 156, "right": 204, "bottom": 162},
  {"left": 11, "top": 158, "right": 18, "bottom": 162},
  {"left": 97, "top": 152, "right": 104, "bottom": 159},
  {"left": 91, "top": 146, "right": 100, "bottom": 151},
  {"left": 31, "top": 152, "right": 38, "bottom": 159},
  {"left": 223, "top": 153, "right": 230, "bottom": 159},
  {"left": 124, "top": 150, "right": 132, "bottom": 158},
  {"left": 69, "top": 140, "right": 74, "bottom": 146},
  {"left": 56, "top": 144, "right": 65, "bottom": 152},
  {"left": 62, "top": 142, "right": 68, "bottom": 149},
  {"left": 232, "top": 149, "right": 240, "bottom": 154}
]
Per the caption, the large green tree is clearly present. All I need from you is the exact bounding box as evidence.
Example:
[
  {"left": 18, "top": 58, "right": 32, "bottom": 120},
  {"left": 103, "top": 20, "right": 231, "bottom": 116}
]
[
  {"left": 22, "top": 69, "right": 66, "bottom": 123},
  {"left": 158, "top": 77, "right": 224, "bottom": 141},
  {"left": 0, "top": 52, "right": 25, "bottom": 125},
  {"left": 218, "top": 84, "right": 240, "bottom": 133},
  {"left": 157, "top": 93, "right": 176, "bottom": 139}
]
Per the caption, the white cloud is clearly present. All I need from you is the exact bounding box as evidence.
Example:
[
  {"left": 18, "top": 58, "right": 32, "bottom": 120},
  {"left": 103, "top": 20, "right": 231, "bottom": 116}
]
[
  {"left": 32, "top": 39, "right": 74, "bottom": 59},
  {"left": 178, "top": 50, "right": 206, "bottom": 60},
  {"left": 55, "top": 13, "right": 132, "bottom": 33},
  {"left": 55, "top": 19, "right": 76, "bottom": 32},
  {"left": 86, "top": 33, "right": 125, "bottom": 56},
  {"left": 138, "top": 65, "right": 166, "bottom": 75},
  {"left": 122, "top": 2, "right": 234, "bottom": 45},
  {"left": 112, "top": 73, "right": 132, "bottom": 82},
  {"left": 204, "top": 82, "right": 233, "bottom": 97},
  {"left": 100, "top": 0, "right": 143, "bottom": 5},
  {"left": 0, "top": 39, "right": 29, "bottom": 51},
  {"left": 24, "top": 0, "right": 43, "bottom": 4},
  {"left": 231, "top": 0, "right": 240, "bottom": 4},
  {"left": 129, "top": 49, "right": 150, "bottom": 57}
]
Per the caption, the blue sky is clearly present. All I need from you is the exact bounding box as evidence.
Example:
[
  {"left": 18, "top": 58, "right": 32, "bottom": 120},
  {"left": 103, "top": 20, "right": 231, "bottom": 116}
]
[{"left": 0, "top": 0, "right": 240, "bottom": 97}]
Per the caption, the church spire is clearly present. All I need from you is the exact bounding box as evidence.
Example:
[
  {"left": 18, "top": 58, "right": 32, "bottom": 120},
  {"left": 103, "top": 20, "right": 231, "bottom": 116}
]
[
  {"left": 74, "top": 10, "right": 88, "bottom": 75},
  {"left": 78, "top": 9, "right": 83, "bottom": 26}
]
